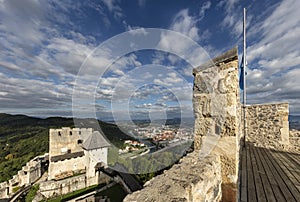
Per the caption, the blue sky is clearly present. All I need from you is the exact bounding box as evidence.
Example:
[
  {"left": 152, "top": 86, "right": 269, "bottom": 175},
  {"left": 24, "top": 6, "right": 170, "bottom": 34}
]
[{"left": 0, "top": 0, "right": 300, "bottom": 120}]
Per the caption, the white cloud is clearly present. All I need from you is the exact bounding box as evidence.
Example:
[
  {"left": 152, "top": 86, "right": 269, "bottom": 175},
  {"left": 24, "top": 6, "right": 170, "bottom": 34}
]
[
  {"left": 238, "top": 0, "right": 300, "bottom": 115},
  {"left": 155, "top": 8, "right": 214, "bottom": 73},
  {"left": 170, "top": 9, "right": 200, "bottom": 41},
  {"left": 135, "top": 103, "right": 152, "bottom": 109},
  {"left": 218, "top": 0, "right": 242, "bottom": 37},
  {"left": 0, "top": 0, "right": 116, "bottom": 117},
  {"left": 0, "top": 72, "right": 73, "bottom": 109},
  {"left": 199, "top": 1, "right": 211, "bottom": 20},
  {"left": 102, "top": 0, "right": 123, "bottom": 19},
  {"left": 248, "top": 0, "right": 300, "bottom": 68},
  {"left": 153, "top": 72, "right": 184, "bottom": 87}
]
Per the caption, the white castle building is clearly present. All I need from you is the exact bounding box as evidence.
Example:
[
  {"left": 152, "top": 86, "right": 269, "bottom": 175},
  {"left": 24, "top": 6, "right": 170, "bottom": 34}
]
[{"left": 48, "top": 127, "right": 111, "bottom": 186}]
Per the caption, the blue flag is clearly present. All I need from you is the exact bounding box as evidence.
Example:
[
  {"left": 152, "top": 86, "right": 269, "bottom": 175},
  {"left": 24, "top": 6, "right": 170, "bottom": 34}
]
[{"left": 239, "top": 56, "right": 244, "bottom": 90}]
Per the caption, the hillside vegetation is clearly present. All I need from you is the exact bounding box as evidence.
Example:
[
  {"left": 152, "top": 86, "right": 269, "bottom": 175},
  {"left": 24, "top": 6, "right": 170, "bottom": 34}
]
[{"left": 0, "top": 113, "right": 132, "bottom": 182}]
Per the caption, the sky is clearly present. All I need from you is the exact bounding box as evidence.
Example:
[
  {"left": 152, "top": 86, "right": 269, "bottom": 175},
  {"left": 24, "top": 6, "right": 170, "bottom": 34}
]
[{"left": 0, "top": 0, "right": 300, "bottom": 121}]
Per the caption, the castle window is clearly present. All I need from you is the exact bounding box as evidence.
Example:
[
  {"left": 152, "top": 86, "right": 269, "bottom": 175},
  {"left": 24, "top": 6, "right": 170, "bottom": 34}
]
[
  {"left": 58, "top": 131, "right": 61, "bottom": 136},
  {"left": 78, "top": 131, "right": 81, "bottom": 135},
  {"left": 77, "top": 139, "right": 83, "bottom": 144},
  {"left": 69, "top": 131, "right": 72, "bottom": 136},
  {"left": 67, "top": 149, "right": 71, "bottom": 153}
]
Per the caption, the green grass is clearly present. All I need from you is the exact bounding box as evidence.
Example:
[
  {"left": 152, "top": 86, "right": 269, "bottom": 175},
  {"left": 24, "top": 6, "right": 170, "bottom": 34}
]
[
  {"left": 45, "top": 183, "right": 106, "bottom": 202},
  {"left": 25, "top": 184, "right": 39, "bottom": 202},
  {"left": 12, "top": 186, "right": 20, "bottom": 193},
  {"left": 119, "top": 148, "right": 148, "bottom": 158}
]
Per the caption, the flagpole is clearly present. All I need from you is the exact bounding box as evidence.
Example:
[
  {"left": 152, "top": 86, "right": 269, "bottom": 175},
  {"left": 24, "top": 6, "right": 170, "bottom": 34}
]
[{"left": 243, "top": 8, "right": 247, "bottom": 147}]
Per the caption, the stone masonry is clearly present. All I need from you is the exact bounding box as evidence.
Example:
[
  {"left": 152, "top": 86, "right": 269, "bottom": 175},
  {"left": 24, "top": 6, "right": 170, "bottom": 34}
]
[
  {"left": 245, "top": 103, "right": 290, "bottom": 150},
  {"left": 193, "top": 47, "right": 240, "bottom": 149},
  {"left": 39, "top": 173, "right": 111, "bottom": 199},
  {"left": 0, "top": 154, "right": 45, "bottom": 199},
  {"left": 193, "top": 47, "right": 241, "bottom": 202},
  {"left": 289, "top": 129, "right": 300, "bottom": 152},
  {"left": 48, "top": 128, "right": 92, "bottom": 180},
  {"left": 124, "top": 153, "right": 222, "bottom": 202}
]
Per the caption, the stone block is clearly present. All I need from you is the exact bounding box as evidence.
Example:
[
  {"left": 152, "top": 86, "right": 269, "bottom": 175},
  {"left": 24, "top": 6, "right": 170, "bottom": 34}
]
[{"left": 124, "top": 153, "right": 222, "bottom": 202}]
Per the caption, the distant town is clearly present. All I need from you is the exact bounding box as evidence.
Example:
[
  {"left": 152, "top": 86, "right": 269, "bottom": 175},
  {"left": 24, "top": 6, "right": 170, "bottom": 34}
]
[{"left": 118, "top": 124, "right": 193, "bottom": 158}]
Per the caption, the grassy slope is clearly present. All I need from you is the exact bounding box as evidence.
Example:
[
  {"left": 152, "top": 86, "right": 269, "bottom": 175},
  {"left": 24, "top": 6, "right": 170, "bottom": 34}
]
[{"left": 0, "top": 113, "right": 132, "bottom": 182}]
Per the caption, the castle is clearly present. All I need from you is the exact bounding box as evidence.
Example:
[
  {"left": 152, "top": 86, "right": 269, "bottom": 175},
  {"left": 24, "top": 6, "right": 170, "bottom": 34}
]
[
  {"left": 48, "top": 127, "right": 110, "bottom": 183},
  {"left": 0, "top": 127, "right": 112, "bottom": 199}
]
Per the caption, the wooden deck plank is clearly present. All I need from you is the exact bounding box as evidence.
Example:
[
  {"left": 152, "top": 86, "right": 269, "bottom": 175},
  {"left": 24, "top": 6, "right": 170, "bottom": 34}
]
[
  {"left": 256, "top": 147, "right": 286, "bottom": 202},
  {"left": 240, "top": 143, "right": 300, "bottom": 202},
  {"left": 246, "top": 146, "right": 257, "bottom": 202},
  {"left": 252, "top": 146, "right": 276, "bottom": 202},
  {"left": 282, "top": 152, "right": 300, "bottom": 178},
  {"left": 275, "top": 152, "right": 300, "bottom": 186},
  {"left": 250, "top": 146, "right": 267, "bottom": 202},
  {"left": 261, "top": 148, "right": 297, "bottom": 202},
  {"left": 283, "top": 153, "right": 300, "bottom": 174},
  {"left": 285, "top": 152, "right": 300, "bottom": 168},
  {"left": 278, "top": 152, "right": 300, "bottom": 171},
  {"left": 263, "top": 148, "right": 300, "bottom": 201},
  {"left": 240, "top": 146, "right": 248, "bottom": 202},
  {"left": 271, "top": 151, "right": 300, "bottom": 192}
]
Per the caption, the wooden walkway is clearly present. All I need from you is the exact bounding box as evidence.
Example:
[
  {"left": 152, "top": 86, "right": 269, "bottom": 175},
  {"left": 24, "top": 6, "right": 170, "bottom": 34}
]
[{"left": 240, "top": 144, "right": 300, "bottom": 202}]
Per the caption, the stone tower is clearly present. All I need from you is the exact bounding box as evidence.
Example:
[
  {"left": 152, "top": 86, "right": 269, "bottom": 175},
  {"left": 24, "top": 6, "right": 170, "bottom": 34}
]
[
  {"left": 48, "top": 128, "right": 93, "bottom": 180},
  {"left": 82, "top": 131, "right": 111, "bottom": 186}
]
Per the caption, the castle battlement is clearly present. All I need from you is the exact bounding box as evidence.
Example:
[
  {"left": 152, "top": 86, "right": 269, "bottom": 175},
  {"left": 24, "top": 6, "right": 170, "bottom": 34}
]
[
  {"left": 49, "top": 127, "right": 93, "bottom": 158},
  {"left": 0, "top": 154, "right": 45, "bottom": 199}
]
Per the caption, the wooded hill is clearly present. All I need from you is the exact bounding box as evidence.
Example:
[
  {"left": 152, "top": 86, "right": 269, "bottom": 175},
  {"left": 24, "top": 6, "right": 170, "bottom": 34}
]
[{"left": 0, "top": 113, "right": 133, "bottom": 182}]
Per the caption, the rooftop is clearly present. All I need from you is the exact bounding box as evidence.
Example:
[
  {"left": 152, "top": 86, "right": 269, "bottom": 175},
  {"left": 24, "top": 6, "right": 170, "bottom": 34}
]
[{"left": 82, "top": 131, "right": 111, "bottom": 150}]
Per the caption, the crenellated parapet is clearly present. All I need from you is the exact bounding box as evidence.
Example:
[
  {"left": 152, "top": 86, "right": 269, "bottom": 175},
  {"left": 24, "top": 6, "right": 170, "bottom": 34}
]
[
  {"left": 0, "top": 153, "right": 46, "bottom": 199},
  {"left": 49, "top": 127, "right": 93, "bottom": 157}
]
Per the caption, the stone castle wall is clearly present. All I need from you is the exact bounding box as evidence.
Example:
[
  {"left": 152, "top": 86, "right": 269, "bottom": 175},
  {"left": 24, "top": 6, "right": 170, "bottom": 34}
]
[
  {"left": 39, "top": 173, "right": 111, "bottom": 199},
  {"left": 193, "top": 47, "right": 241, "bottom": 202},
  {"left": 193, "top": 47, "right": 240, "bottom": 149},
  {"left": 39, "top": 174, "right": 87, "bottom": 198},
  {"left": 49, "top": 128, "right": 92, "bottom": 156},
  {"left": 124, "top": 153, "right": 222, "bottom": 202},
  {"left": 0, "top": 154, "right": 45, "bottom": 199},
  {"left": 48, "top": 127, "right": 92, "bottom": 180},
  {"left": 48, "top": 156, "right": 86, "bottom": 180},
  {"left": 289, "top": 129, "right": 300, "bottom": 152},
  {"left": 245, "top": 103, "right": 289, "bottom": 149},
  {"left": 17, "top": 157, "right": 42, "bottom": 185}
]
